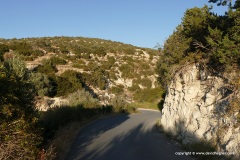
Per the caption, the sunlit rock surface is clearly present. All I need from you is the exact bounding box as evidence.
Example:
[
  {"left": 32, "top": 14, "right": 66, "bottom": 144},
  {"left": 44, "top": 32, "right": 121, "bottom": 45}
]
[
  {"left": 36, "top": 97, "right": 69, "bottom": 111},
  {"left": 161, "top": 63, "right": 239, "bottom": 157}
]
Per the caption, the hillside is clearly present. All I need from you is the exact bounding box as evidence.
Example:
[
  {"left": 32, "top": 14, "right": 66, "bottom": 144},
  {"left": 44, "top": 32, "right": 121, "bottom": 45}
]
[
  {"left": 0, "top": 36, "right": 164, "bottom": 159},
  {"left": 0, "top": 37, "right": 162, "bottom": 109}
]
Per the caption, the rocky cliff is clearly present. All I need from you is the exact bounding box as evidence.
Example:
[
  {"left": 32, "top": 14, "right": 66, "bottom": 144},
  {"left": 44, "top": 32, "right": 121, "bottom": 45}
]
[{"left": 160, "top": 63, "right": 239, "bottom": 158}]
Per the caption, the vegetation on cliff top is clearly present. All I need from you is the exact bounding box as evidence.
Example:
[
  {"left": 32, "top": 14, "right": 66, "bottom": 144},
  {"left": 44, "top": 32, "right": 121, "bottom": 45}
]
[
  {"left": 157, "top": 1, "right": 240, "bottom": 88},
  {"left": 160, "top": 1, "right": 240, "bottom": 85}
]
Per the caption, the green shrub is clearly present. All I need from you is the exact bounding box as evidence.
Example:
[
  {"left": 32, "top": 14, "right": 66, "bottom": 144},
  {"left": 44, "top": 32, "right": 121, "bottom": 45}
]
[
  {"left": 109, "top": 85, "right": 124, "bottom": 94},
  {"left": 109, "top": 97, "right": 134, "bottom": 113},
  {"left": 122, "top": 47, "right": 135, "bottom": 55},
  {"left": 48, "top": 56, "right": 67, "bottom": 65},
  {"left": 81, "top": 53, "right": 91, "bottom": 59},
  {"left": 107, "top": 56, "right": 116, "bottom": 64},
  {"left": 87, "top": 61, "right": 99, "bottom": 70},
  {"left": 73, "top": 59, "right": 85, "bottom": 65},
  {"left": 59, "top": 45, "right": 69, "bottom": 54},
  {"left": 10, "top": 41, "right": 33, "bottom": 56},
  {"left": 29, "top": 72, "right": 55, "bottom": 97},
  {"left": 82, "top": 67, "right": 108, "bottom": 90},
  {"left": 109, "top": 70, "right": 117, "bottom": 80},
  {"left": 138, "top": 62, "right": 150, "bottom": 70},
  {"left": 102, "top": 63, "right": 113, "bottom": 70},
  {"left": 142, "top": 78, "right": 152, "bottom": 88},
  {"left": 71, "top": 63, "right": 84, "bottom": 68},
  {"left": 55, "top": 76, "right": 73, "bottom": 96},
  {"left": 54, "top": 71, "right": 83, "bottom": 97},
  {"left": 133, "top": 78, "right": 152, "bottom": 89},
  {"left": 23, "top": 56, "right": 34, "bottom": 61},
  {"left": 67, "top": 90, "right": 100, "bottom": 108},
  {"left": 128, "top": 84, "right": 140, "bottom": 92},
  {"left": 32, "top": 49, "right": 45, "bottom": 57},
  {"left": 91, "top": 46, "right": 107, "bottom": 56},
  {"left": 60, "top": 70, "right": 83, "bottom": 88},
  {"left": 0, "top": 57, "right": 42, "bottom": 159},
  {"left": 36, "top": 61, "right": 58, "bottom": 77},
  {"left": 119, "top": 64, "right": 135, "bottom": 78},
  {"left": 134, "top": 87, "right": 163, "bottom": 102}
]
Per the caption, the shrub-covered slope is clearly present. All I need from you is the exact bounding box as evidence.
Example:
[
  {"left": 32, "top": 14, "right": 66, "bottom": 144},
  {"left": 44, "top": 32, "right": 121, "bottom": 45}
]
[{"left": 0, "top": 36, "right": 162, "bottom": 106}]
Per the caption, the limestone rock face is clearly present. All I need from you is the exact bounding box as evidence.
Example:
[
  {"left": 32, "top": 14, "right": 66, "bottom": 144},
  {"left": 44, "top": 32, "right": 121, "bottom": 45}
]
[{"left": 161, "top": 63, "right": 239, "bottom": 157}]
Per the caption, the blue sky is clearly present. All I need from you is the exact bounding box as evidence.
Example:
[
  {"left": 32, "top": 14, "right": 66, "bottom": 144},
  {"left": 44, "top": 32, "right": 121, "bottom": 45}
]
[{"left": 0, "top": 0, "right": 229, "bottom": 48}]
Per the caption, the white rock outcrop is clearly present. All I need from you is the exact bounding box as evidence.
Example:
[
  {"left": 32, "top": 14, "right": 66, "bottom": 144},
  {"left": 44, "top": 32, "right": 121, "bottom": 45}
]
[
  {"left": 161, "top": 63, "right": 239, "bottom": 158},
  {"left": 36, "top": 97, "right": 69, "bottom": 111}
]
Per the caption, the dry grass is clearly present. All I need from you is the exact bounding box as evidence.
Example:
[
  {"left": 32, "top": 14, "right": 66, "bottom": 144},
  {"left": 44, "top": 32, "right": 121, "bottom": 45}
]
[
  {"left": 48, "top": 121, "right": 82, "bottom": 160},
  {"left": 131, "top": 102, "right": 160, "bottom": 111}
]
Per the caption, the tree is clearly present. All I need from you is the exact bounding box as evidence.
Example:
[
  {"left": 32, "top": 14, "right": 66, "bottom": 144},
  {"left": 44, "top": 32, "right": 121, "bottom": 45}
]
[
  {"left": 205, "top": 2, "right": 240, "bottom": 65},
  {"left": 157, "top": 0, "right": 240, "bottom": 89},
  {"left": 181, "top": 5, "right": 216, "bottom": 53},
  {"left": 209, "top": 0, "right": 240, "bottom": 9},
  {"left": 157, "top": 25, "right": 192, "bottom": 87},
  {"left": 209, "top": 0, "right": 232, "bottom": 7}
]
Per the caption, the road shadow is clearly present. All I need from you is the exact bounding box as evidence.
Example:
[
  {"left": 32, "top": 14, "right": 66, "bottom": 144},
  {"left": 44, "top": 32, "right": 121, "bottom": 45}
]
[
  {"left": 66, "top": 115, "right": 192, "bottom": 160},
  {"left": 66, "top": 114, "right": 130, "bottom": 160}
]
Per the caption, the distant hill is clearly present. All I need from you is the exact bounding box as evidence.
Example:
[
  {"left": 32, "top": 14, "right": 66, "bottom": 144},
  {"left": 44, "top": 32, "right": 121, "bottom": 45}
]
[{"left": 0, "top": 37, "right": 162, "bottom": 108}]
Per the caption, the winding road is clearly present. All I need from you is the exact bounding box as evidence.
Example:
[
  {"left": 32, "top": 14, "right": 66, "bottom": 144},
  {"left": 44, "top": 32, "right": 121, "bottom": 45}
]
[{"left": 66, "top": 109, "right": 192, "bottom": 160}]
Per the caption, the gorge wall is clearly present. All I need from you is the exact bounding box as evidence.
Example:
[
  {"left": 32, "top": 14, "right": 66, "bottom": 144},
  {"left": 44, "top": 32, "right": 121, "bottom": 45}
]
[{"left": 160, "top": 63, "right": 239, "bottom": 158}]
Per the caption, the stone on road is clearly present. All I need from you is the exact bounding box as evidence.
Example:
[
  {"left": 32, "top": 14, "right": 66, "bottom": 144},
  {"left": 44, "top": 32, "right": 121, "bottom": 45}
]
[{"left": 66, "top": 109, "right": 192, "bottom": 160}]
